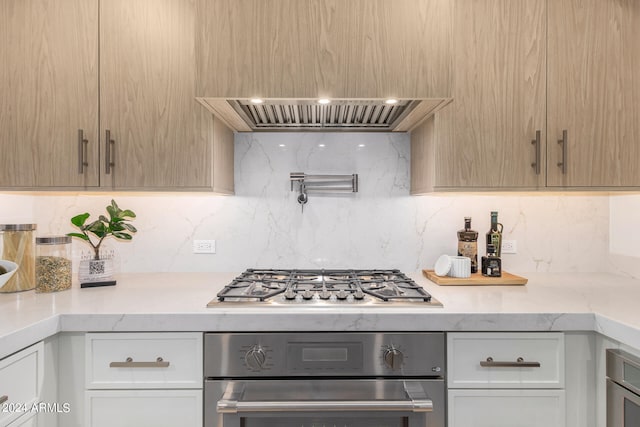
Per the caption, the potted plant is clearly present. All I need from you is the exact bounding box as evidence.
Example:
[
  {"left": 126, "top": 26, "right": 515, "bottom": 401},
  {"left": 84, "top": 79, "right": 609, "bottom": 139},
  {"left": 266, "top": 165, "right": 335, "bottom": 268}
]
[{"left": 68, "top": 199, "right": 137, "bottom": 287}]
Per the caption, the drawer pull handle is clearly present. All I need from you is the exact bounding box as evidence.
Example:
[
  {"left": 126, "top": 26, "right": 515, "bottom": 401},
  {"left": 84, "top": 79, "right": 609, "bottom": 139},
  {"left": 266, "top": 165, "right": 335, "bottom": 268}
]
[
  {"left": 480, "top": 357, "right": 541, "bottom": 368},
  {"left": 109, "top": 357, "right": 170, "bottom": 368},
  {"left": 0, "top": 395, "right": 8, "bottom": 405}
]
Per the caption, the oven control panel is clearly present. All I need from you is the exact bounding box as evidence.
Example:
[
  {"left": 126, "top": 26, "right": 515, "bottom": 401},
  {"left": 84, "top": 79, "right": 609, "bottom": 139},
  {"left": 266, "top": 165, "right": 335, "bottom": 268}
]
[{"left": 204, "top": 332, "right": 445, "bottom": 378}]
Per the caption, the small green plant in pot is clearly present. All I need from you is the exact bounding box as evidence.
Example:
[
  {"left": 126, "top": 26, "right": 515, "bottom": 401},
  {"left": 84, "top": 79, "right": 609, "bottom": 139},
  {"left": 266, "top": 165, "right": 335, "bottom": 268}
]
[{"left": 68, "top": 200, "right": 137, "bottom": 287}]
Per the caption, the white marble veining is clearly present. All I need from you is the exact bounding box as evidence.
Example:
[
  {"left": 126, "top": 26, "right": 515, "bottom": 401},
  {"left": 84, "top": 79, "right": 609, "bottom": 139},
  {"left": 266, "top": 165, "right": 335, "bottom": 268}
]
[
  {"left": 2, "top": 272, "right": 640, "bottom": 359},
  {"left": 0, "top": 133, "right": 613, "bottom": 274}
]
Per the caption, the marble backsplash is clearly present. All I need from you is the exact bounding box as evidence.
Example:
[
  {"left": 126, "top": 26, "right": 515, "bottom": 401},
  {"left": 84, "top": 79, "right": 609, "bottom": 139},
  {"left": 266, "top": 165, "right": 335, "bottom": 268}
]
[
  {"left": 608, "top": 194, "right": 640, "bottom": 279},
  {"left": 0, "top": 132, "right": 612, "bottom": 273}
]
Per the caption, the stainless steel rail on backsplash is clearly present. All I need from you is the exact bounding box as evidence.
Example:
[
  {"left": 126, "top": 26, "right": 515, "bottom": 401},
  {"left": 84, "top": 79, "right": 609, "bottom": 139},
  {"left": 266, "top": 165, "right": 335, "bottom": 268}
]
[{"left": 290, "top": 172, "right": 359, "bottom": 212}]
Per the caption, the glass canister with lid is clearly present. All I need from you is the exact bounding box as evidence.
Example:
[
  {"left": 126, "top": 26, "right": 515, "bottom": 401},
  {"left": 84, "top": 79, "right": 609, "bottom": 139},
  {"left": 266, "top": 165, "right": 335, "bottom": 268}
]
[
  {"left": 36, "top": 236, "right": 72, "bottom": 293},
  {"left": 0, "top": 223, "right": 37, "bottom": 292}
]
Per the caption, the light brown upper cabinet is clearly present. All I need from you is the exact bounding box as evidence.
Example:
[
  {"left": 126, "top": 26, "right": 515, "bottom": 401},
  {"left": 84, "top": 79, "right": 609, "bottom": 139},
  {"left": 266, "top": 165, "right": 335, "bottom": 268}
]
[
  {"left": 195, "top": 0, "right": 452, "bottom": 99},
  {"left": 1, "top": 0, "right": 233, "bottom": 193},
  {"left": 100, "top": 0, "right": 232, "bottom": 192},
  {"left": 547, "top": 0, "right": 640, "bottom": 187},
  {"left": 413, "top": 0, "right": 546, "bottom": 192},
  {"left": 0, "top": 0, "right": 99, "bottom": 188},
  {"left": 437, "top": 0, "right": 545, "bottom": 190},
  {"left": 412, "top": 0, "right": 640, "bottom": 192}
]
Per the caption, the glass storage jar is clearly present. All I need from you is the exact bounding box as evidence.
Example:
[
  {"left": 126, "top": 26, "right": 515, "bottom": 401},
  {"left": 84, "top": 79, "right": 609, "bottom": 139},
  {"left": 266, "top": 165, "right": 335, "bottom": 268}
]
[
  {"left": 0, "top": 224, "right": 37, "bottom": 292},
  {"left": 36, "top": 236, "right": 72, "bottom": 293}
]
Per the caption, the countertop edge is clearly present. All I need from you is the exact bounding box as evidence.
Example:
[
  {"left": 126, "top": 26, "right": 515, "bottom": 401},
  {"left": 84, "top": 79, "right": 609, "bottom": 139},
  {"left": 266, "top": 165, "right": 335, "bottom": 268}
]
[{"left": 0, "top": 311, "right": 613, "bottom": 360}]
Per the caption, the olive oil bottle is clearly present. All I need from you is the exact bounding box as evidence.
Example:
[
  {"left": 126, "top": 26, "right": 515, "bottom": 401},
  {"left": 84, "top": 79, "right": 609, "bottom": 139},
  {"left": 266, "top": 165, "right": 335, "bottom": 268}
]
[
  {"left": 457, "top": 217, "right": 478, "bottom": 273},
  {"left": 486, "top": 211, "right": 503, "bottom": 257}
]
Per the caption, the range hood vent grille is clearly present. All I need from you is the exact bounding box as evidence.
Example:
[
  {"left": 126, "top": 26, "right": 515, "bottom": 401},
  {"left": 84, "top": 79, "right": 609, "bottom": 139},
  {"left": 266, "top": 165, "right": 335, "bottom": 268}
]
[
  {"left": 231, "top": 100, "right": 418, "bottom": 131},
  {"left": 196, "top": 97, "right": 451, "bottom": 132}
]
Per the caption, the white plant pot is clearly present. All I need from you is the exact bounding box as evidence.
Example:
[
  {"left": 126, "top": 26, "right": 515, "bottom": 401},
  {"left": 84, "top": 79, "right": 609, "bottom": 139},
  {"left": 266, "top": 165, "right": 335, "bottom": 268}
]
[{"left": 78, "top": 259, "right": 116, "bottom": 287}]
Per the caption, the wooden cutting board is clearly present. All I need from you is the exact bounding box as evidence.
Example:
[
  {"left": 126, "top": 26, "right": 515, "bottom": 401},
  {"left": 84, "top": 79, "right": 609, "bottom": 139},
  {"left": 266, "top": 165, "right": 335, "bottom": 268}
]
[{"left": 422, "top": 270, "right": 528, "bottom": 286}]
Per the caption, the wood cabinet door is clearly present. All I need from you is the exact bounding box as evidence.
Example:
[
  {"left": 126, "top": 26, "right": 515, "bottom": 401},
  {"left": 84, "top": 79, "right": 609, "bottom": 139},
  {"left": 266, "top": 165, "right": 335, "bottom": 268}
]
[
  {"left": 547, "top": 0, "right": 640, "bottom": 187},
  {"left": 435, "top": 0, "right": 546, "bottom": 189},
  {"left": 100, "top": 0, "right": 212, "bottom": 190},
  {"left": 196, "top": 0, "right": 452, "bottom": 99},
  {"left": 0, "top": 0, "right": 99, "bottom": 188}
]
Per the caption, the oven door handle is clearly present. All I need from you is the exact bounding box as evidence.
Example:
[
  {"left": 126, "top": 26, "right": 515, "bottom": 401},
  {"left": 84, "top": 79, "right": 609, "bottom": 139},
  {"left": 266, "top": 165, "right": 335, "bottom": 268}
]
[
  {"left": 217, "top": 398, "right": 433, "bottom": 413},
  {"left": 217, "top": 381, "right": 433, "bottom": 413}
]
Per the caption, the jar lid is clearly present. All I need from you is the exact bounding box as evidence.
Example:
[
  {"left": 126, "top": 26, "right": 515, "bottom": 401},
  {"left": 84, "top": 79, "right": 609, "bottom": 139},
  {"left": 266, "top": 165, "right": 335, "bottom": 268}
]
[
  {"left": 434, "top": 254, "right": 452, "bottom": 277},
  {"left": 0, "top": 224, "right": 37, "bottom": 231},
  {"left": 36, "top": 236, "right": 71, "bottom": 245}
]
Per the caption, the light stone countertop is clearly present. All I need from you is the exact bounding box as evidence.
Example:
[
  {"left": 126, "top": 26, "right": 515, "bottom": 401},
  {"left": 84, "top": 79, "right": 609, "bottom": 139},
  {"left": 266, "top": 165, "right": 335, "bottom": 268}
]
[{"left": 0, "top": 271, "right": 638, "bottom": 359}]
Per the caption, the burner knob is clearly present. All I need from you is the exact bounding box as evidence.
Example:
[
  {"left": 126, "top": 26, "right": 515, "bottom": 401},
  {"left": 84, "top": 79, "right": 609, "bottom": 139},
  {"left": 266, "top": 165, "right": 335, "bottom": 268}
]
[
  {"left": 245, "top": 346, "right": 267, "bottom": 370},
  {"left": 383, "top": 346, "right": 404, "bottom": 371},
  {"left": 284, "top": 288, "right": 296, "bottom": 300}
]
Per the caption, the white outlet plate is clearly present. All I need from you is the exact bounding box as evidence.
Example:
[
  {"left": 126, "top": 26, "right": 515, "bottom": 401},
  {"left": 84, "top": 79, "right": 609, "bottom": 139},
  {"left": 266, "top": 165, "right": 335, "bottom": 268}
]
[
  {"left": 193, "top": 239, "right": 216, "bottom": 254},
  {"left": 501, "top": 240, "right": 517, "bottom": 254}
]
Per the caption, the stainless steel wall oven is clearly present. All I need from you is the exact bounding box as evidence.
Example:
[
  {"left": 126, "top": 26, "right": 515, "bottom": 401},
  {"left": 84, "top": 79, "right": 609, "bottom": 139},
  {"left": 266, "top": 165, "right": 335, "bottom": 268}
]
[
  {"left": 204, "top": 332, "right": 446, "bottom": 427},
  {"left": 607, "top": 349, "right": 640, "bottom": 427}
]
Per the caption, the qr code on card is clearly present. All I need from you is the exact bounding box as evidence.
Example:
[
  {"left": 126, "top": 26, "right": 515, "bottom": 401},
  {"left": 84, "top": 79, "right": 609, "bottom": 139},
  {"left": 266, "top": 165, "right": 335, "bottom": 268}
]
[{"left": 89, "top": 261, "right": 105, "bottom": 275}]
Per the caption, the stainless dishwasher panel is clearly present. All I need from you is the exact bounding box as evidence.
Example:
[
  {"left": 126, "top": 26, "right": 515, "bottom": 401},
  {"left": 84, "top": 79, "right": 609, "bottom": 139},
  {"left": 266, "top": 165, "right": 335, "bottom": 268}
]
[{"left": 606, "top": 349, "right": 640, "bottom": 427}]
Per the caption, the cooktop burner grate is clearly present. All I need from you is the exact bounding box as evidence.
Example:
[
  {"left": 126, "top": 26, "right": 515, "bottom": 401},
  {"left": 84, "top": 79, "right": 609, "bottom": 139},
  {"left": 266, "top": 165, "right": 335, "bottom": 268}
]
[{"left": 215, "top": 269, "right": 433, "bottom": 304}]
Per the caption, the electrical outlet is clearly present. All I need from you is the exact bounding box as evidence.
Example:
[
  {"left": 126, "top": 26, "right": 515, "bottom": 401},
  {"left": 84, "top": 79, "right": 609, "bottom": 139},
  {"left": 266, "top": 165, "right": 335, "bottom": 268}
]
[
  {"left": 501, "top": 240, "right": 517, "bottom": 254},
  {"left": 193, "top": 239, "right": 216, "bottom": 254}
]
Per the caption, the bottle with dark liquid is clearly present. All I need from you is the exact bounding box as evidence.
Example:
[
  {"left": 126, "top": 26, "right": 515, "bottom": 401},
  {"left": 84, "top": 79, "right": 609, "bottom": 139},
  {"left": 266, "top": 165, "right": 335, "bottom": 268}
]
[
  {"left": 458, "top": 217, "right": 478, "bottom": 273},
  {"left": 486, "top": 211, "right": 503, "bottom": 257}
]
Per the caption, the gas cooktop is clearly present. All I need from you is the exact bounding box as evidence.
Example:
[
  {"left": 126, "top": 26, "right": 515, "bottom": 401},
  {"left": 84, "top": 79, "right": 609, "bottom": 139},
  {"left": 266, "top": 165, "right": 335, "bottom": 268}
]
[{"left": 207, "top": 269, "right": 442, "bottom": 307}]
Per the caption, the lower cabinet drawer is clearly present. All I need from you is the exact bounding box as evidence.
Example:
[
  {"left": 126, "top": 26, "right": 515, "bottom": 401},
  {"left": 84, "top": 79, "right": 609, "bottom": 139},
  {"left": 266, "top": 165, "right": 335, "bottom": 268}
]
[
  {"left": 85, "top": 332, "right": 203, "bottom": 389},
  {"left": 0, "top": 342, "right": 43, "bottom": 427},
  {"left": 448, "top": 389, "right": 566, "bottom": 427},
  {"left": 447, "top": 332, "right": 565, "bottom": 388},
  {"left": 85, "top": 390, "right": 202, "bottom": 427}
]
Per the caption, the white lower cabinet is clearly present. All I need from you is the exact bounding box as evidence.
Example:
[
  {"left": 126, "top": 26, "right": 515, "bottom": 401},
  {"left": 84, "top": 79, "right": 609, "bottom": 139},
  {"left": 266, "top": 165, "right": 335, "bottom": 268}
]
[
  {"left": 0, "top": 342, "right": 44, "bottom": 427},
  {"left": 84, "top": 333, "right": 203, "bottom": 427},
  {"left": 447, "top": 332, "right": 566, "bottom": 427},
  {"left": 85, "top": 390, "right": 201, "bottom": 427},
  {"left": 448, "top": 389, "right": 565, "bottom": 427},
  {"left": 7, "top": 412, "right": 36, "bottom": 427}
]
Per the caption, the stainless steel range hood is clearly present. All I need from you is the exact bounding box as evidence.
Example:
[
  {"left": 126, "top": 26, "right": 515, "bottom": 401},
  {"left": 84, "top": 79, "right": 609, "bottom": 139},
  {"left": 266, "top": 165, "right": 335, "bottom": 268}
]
[{"left": 197, "top": 98, "right": 451, "bottom": 132}]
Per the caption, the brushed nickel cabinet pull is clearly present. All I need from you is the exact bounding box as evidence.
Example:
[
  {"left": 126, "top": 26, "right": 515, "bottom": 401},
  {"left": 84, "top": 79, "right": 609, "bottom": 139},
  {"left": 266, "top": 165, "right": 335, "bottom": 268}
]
[
  {"left": 109, "top": 357, "right": 170, "bottom": 368},
  {"left": 530, "top": 130, "right": 541, "bottom": 175},
  {"left": 480, "top": 356, "right": 541, "bottom": 368},
  {"left": 78, "top": 129, "right": 89, "bottom": 174},
  {"left": 0, "top": 395, "right": 8, "bottom": 404},
  {"left": 105, "top": 129, "right": 115, "bottom": 174},
  {"left": 557, "top": 129, "right": 568, "bottom": 174}
]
